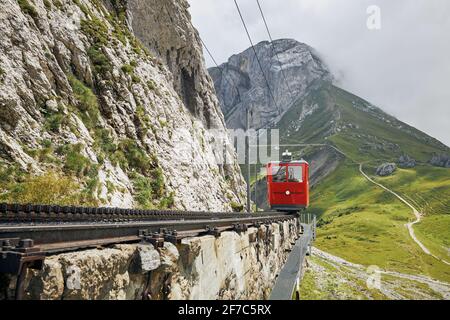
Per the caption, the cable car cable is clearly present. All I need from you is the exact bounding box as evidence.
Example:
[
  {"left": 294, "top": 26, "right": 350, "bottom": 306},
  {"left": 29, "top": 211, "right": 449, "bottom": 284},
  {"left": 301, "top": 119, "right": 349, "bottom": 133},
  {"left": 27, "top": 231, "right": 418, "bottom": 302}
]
[
  {"left": 256, "top": 0, "right": 295, "bottom": 100},
  {"left": 234, "top": 0, "right": 281, "bottom": 115},
  {"left": 200, "top": 38, "right": 242, "bottom": 107}
]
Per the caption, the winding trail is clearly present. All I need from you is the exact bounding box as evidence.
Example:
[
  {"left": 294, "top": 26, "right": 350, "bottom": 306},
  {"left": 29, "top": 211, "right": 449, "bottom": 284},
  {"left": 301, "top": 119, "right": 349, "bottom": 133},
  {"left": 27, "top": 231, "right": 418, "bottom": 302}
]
[
  {"left": 271, "top": 143, "right": 449, "bottom": 265},
  {"left": 311, "top": 247, "right": 450, "bottom": 299},
  {"left": 359, "top": 163, "right": 450, "bottom": 265}
]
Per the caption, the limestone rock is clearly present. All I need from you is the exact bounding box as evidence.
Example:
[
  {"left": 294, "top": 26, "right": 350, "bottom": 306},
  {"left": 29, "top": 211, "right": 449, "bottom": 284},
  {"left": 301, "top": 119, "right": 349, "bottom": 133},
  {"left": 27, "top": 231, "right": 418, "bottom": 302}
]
[
  {"left": 398, "top": 154, "right": 416, "bottom": 168},
  {"left": 376, "top": 163, "right": 397, "bottom": 176},
  {"left": 158, "top": 242, "right": 180, "bottom": 270},
  {"left": 130, "top": 244, "right": 161, "bottom": 274},
  {"left": 209, "top": 39, "right": 332, "bottom": 130},
  {"left": 429, "top": 154, "right": 450, "bottom": 168},
  {"left": 0, "top": 0, "right": 245, "bottom": 211}
]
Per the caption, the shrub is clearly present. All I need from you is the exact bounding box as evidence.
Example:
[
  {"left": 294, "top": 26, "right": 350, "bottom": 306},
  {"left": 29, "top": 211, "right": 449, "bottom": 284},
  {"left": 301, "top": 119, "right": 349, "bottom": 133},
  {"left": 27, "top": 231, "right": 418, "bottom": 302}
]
[
  {"left": 110, "top": 0, "right": 128, "bottom": 23},
  {"left": 80, "top": 18, "right": 108, "bottom": 46},
  {"left": 149, "top": 167, "right": 164, "bottom": 197},
  {"left": 41, "top": 139, "right": 52, "bottom": 148},
  {"left": 25, "top": 143, "right": 57, "bottom": 164},
  {"left": 114, "top": 139, "right": 155, "bottom": 175},
  {"left": 80, "top": 176, "right": 100, "bottom": 206},
  {"left": 67, "top": 74, "right": 99, "bottom": 129},
  {"left": 121, "top": 64, "right": 134, "bottom": 74},
  {"left": 87, "top": 46, "right": 112, "bottom": 75},
  {"left": 121, "top": 64, "right": 140, "bottom": 83},
  {"left": 73, "top": 0, "right": 90, "bottom": 17},
  {"left": 131, "top": 74, "right": 141, "bottom": 83},
  {"left": 132, "top": 174, "right": 155, "bottom": 209},
  {"left": 52, "top": 0, "right": 63, "bottom": 10},
  {"left": 159, "top": 192, "right": 175, "bottom": 209},
  {"left": 131, "top": 170, "right": 171, "bottom": 209},
  {"left": 80, "top": 18, "right": 113, "bottom": 76},
  {"left": 135, "top": 105, "right": 152, "bottom": 136},
  {"left": 37, "top": 146, "right": 56, "bottom": 163},
  {"left": 147, "top": 80, "right": 156, "bottom": 90},
  {"left": 0, "top": 172, "right": 82, "bottom": 205},
  {"left": 44, "top": 113, "right": 64, "bottom": 132},
  {"left": 158, "top": 118, "right": 167, "bottom": 128},
  {"left": 58, "top": 143, "right": 94, "bottom": 177},
  {"left": 136, "top": 105, "right": 150, "bottom": 124},
  {"left": 0, "top": 161, "right": 25, "bottom": 185},
  {"left": 43, "top": 0, "right": 51, "bottom": 10},
  {"left": 230, "top": 201, "right": 244, "bottom": 212},
  {"left": 18, "top": 0, "right": 38, "bottom": 18},
  {"left": 93, "top": 128, "right": 117, "bottom": 154},
  {"left": 110, "top": 149, "right": 127, "bottom": 168}
]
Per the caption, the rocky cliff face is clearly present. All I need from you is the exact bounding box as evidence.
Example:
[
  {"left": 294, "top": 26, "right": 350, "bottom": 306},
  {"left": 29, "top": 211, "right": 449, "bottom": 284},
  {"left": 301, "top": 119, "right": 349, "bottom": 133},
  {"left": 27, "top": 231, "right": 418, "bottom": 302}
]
[
  {"left": 209, "top": 39, "right": 332, "bottom": 130},
  {"left": 0, "top": 0, "right": 245, "bottom": 211}
]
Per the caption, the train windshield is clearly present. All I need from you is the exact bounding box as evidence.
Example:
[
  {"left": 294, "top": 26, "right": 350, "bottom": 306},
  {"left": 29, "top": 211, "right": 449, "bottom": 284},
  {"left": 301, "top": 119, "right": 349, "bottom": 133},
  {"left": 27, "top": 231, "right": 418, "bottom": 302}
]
[
  {"left": 288, "top": 166, "right": 303, "bottom": 182},
  {"left": 271, "top": 166, "right": 286, "bottom": 182}
]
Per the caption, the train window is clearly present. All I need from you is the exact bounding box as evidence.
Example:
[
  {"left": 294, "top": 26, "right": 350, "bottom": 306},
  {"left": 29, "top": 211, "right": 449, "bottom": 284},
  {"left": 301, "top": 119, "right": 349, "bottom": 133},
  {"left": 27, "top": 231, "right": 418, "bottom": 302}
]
[
  {"left": 271, "top": 165, "right": 286, "bottom": 183},
  {"left": 288, "top": 166, "right": 303, "bottom": 182}
]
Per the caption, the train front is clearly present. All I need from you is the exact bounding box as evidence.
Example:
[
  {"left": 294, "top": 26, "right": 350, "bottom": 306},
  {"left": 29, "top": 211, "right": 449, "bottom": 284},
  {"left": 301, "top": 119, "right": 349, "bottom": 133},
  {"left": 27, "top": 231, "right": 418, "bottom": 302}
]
[{"left": 266, "top": 151, "right": 309, "bottom": 212}]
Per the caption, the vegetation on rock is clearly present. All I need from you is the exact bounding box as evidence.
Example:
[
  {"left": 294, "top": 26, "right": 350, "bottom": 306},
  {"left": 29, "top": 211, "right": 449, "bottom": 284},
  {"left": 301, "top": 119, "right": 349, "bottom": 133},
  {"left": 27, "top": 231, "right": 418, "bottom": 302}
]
[
  {"left": 0, "top": 171, "right": 96, "bottom": 206},
  {"left": 67, "top": 73, "right": 100, "bottom": 130},
  {"left": 18, "top": 0, "right": 38, "bottom": 19}
]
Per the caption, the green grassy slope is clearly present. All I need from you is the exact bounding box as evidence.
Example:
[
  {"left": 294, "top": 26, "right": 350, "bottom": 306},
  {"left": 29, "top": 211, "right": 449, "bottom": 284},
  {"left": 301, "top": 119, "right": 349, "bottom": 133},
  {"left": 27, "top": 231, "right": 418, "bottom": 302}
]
[
  {"left": 370, "top": 166, "right": 450, "bottom": 261},
  {"left": 278, "top": 82, "right": 337, "bottom": 144},
  {"left": 274, "top": 83, "right": 450, "bottom": 285},
  {"left": 310, "top": 163, "right": 450, "bottom": 282},
  {"left": 278, "top": 83, "right": 449, "bottom": 161},
  {"left": 328, "top": 86, "right": 448, "bottom": 162}
]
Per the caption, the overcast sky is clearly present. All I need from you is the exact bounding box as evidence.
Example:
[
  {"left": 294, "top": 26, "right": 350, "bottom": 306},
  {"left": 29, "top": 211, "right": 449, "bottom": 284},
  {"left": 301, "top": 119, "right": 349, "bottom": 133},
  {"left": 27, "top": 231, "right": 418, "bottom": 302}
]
[{"left": 188, "top": 0, "right": 450, "bottom": 147}]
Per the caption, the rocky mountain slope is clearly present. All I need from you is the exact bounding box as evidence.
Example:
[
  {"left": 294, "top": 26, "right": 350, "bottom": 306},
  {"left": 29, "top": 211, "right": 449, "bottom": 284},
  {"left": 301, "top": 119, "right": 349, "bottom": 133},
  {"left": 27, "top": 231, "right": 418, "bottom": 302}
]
[
  {"left": 209, "top": 39, "right": 332, "bottom": 130},
  {"left": 0, "top": 0, "right": 246, "bottom": 211},
  {"left": 210, "top": 39, "right": 450, "bottom": 292},
  {"left": 210, "top": 39, "right": 450, "bottom": 208}
]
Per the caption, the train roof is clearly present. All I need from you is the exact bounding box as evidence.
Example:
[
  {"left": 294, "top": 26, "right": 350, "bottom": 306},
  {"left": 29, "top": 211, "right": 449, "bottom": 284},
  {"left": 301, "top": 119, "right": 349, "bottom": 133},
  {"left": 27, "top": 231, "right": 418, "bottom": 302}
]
[{"left": 268, "top": 160, "right": 309, "bottom": 165}]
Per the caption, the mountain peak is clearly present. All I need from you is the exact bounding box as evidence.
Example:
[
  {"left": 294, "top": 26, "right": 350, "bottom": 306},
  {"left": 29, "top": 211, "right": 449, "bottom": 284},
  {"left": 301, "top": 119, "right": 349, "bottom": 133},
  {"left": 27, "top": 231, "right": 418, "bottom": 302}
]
[{"left": 209, "top": 39, "right": 332, "bottom": 129}]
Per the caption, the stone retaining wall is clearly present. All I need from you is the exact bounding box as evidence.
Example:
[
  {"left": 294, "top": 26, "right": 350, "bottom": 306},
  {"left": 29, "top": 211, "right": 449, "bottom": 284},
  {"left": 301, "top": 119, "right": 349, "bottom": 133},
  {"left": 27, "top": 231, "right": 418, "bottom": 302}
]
[{"left": 1, "top": 219, "right": 299, "bottom": 300}]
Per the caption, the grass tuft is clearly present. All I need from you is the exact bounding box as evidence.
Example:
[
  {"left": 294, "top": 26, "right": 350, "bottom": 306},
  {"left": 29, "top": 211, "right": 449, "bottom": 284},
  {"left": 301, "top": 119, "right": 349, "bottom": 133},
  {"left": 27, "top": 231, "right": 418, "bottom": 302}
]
[
  {"left": 18, "top": 0, "right": 38, "bottom": 18},
  {"left": 67, "top": 74, "right": 100, "bottom": 129},
  {"left": 0, "top": 172, "right": 82, "bottom": 205}
]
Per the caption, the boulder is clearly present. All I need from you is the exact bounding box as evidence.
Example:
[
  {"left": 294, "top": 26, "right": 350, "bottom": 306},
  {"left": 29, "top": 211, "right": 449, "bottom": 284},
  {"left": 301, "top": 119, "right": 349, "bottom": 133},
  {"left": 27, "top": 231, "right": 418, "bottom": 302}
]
[
  {"left": 158, "top": 242, "right": 180, "bottom": 270},
  {"left": 130, "top": 244, "right": 161, "bottom": 274},
  {"left": 398, "top": 154, "right": 416, "bottom": 168},
  {"left": 376, "top": 163, "right": 397, "bottom": 176},
  {"left": 429, "top": 154, "right": 450, "bottom": 168}
]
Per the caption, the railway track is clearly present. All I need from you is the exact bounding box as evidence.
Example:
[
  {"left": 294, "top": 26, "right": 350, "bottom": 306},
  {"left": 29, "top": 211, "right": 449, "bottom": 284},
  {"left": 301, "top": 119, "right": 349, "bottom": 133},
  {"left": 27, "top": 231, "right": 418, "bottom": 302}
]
[{"left": 0, "top": 203, "right": 300, "bottom": 276}]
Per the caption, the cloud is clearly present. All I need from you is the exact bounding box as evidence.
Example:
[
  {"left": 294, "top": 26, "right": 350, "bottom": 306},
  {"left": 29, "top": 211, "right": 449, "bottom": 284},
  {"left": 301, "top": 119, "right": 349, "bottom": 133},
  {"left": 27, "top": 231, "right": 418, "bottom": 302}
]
[{"left": 188, "top": 0, "right": 450, "bottom": 147}]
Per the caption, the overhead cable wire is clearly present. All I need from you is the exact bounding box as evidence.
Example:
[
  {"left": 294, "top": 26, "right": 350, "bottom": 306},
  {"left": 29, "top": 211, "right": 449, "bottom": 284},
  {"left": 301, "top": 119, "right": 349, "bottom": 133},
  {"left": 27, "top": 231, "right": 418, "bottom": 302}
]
[
  {"left": 256, "top": 0, "right": 295, "bottom": 100},
  {"left": 234, "top": 0, "right": 280, "bottom": 115},
  {"left": 200, "top": 37, "right": 242, "bottom": 108}
]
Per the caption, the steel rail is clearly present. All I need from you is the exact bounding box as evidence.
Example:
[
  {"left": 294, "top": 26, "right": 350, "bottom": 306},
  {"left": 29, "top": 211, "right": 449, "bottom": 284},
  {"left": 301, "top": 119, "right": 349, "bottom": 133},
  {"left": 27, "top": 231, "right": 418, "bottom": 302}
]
[
  {"left": 0, "top": 204, "right": 300, "bottom": 278},
  {"left": 0, "top": 203, "right": 294, "bottom": 223},
  {"left": 0, "top": 213, "right": 295, "bottom": 246}
]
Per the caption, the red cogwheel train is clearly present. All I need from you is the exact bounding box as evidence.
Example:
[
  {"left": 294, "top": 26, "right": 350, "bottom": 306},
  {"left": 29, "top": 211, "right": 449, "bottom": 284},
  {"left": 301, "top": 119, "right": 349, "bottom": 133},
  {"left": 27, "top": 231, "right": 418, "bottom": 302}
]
[{"left": 266, "top": 150, "right": 309, "bottom": 212}]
